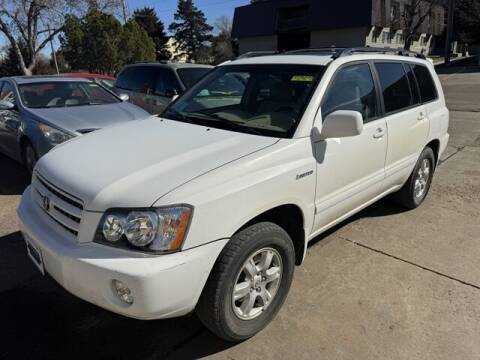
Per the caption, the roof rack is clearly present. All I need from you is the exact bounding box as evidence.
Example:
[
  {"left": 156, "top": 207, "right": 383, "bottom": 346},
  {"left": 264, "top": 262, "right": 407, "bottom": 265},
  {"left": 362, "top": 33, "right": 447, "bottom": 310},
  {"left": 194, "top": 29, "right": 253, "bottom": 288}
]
[
  {"left": 336, "top": 47, "right": 426, "bottom": 59},
  {"left": 237, "top": 46, "right": 426, "bottom": 60}
]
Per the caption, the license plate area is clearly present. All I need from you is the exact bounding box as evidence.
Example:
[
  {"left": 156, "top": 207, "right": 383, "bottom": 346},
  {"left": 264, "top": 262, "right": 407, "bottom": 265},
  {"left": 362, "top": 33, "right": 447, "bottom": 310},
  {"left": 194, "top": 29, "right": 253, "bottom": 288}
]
[{"left": 25, "top": 235, "right": 45, "bottom": 275}]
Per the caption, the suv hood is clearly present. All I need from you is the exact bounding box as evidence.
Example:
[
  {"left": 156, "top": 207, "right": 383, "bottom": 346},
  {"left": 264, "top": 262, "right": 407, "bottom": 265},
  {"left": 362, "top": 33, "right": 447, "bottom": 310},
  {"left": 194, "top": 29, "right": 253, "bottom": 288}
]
[{"left": 36, "top": 118, "right": 278, "bottom": 211}]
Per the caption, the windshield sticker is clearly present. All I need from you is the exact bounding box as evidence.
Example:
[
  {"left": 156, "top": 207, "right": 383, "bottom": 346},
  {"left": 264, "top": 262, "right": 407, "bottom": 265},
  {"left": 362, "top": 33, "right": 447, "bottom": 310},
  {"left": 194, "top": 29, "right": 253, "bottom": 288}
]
[{"left": 291, "top": 75, "right": 314, "bottom": 82}]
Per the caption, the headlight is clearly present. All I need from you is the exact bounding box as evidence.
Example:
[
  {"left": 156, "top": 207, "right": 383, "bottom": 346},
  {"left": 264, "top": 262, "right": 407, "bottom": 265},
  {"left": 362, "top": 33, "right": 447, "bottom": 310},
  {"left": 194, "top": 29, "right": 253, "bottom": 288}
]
[
  {"left": 38, "top": 123, "right": 73, "bottom": 145},
  {"left": 96, "top": 206, "right": 193, "bottom": 253}
]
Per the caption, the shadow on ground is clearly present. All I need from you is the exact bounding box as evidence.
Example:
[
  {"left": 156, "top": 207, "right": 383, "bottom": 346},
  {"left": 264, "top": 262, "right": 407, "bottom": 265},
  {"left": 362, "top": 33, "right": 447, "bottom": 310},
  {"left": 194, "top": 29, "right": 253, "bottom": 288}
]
[
  {"left": 0, "top": 154, "right": 30, "bottom": 195},
  {"left": 0, "top": 197, "right": 406, "bottom": 360}
]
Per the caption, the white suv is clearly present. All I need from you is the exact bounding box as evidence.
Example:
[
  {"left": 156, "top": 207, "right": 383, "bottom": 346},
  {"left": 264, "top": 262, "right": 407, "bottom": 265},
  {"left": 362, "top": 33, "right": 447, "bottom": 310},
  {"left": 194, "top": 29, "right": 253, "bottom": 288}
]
[{"left": 18, "top": 48, "right": 449, "bottom": 341}]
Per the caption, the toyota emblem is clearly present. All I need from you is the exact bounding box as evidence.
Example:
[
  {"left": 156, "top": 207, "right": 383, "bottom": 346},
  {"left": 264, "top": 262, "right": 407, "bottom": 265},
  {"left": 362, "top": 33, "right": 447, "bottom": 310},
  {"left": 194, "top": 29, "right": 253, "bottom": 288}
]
[{"left": 42, "top": 195, "right": 50, "bottom": 211}]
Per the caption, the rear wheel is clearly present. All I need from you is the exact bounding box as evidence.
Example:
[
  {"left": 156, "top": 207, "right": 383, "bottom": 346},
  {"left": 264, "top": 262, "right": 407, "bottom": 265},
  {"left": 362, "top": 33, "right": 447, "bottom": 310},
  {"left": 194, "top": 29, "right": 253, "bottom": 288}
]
[
  {"left": 23, "top": 141, "right": 38, "bottom": 175},
  {"left": 393, "top": 147, "right": 435, "bottom": 209},
  {"left": 196, "top": 222, "right": 295, "bottom": 342}
]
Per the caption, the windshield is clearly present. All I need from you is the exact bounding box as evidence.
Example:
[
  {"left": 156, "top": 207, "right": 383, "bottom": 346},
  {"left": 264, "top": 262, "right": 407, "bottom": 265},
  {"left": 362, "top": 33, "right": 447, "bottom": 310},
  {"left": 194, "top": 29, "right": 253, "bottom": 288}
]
[
  {"left": 177, "top": 68, "right": 211, "bottom": 88},
  {"left": 164, "top": 64, "right": 324, "bottom": 138},
  {"left": 95, "top": 78, "right": 115, "bottom": 90},
  {"left": 19, "top": 81, "right": 120, "bottom": 108}
]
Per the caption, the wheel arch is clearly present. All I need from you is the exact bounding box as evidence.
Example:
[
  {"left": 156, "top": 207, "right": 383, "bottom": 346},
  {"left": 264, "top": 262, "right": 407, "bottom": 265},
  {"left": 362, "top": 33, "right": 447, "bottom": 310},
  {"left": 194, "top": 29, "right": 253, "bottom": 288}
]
[
  {"left": 425, "top": 138, "right": 440, "bottom": 167},
  {"left": 234, "top": 203, "right": 306, "bottom": 266}
]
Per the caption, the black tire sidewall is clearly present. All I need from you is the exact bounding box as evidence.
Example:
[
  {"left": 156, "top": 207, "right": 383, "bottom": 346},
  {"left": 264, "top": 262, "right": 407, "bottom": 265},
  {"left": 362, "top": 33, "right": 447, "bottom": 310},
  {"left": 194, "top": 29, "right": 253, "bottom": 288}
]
[
  {"left": 411, "top": 148, "right": 435, "bottom": 207},
  {"left": 218, "top": 224, "right": 295, "bottom": 340}
]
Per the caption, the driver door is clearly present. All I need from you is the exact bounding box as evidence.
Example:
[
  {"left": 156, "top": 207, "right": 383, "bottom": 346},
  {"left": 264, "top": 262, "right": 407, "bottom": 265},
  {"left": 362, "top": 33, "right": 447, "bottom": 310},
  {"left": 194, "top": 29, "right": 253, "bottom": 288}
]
[{"left": 312, "top": 62, "right": 387, "bottom": 232}]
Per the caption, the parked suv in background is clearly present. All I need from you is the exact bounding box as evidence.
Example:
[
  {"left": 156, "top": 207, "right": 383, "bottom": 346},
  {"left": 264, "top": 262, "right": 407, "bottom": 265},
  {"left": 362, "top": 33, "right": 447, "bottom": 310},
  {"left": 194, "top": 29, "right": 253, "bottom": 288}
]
[
  {"left": 114, "top": 62, "right": 212, "bottom": 114},
  {"left": 18, "top": 48, "right": 449, "bottom": 342}
]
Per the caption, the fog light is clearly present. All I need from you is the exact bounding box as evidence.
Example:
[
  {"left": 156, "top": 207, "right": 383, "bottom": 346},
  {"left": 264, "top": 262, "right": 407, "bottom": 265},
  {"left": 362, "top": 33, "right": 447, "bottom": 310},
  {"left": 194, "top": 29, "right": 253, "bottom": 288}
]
[{"left": 112, "top": 279, "right": 134, "bottom": 305}]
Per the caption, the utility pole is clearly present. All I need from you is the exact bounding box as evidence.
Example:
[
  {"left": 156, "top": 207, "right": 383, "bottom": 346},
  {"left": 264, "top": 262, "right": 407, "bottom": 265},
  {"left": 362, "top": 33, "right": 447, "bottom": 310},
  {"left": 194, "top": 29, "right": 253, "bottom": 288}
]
[
  {"left": 444, "top": 0, "right": 455, "bottom": 64},
  {"left": 48, "top": 24, "right": 60, "bottom": 75},
  {"left": 121, "top": 0, "right": 129, "bottom": 24}
]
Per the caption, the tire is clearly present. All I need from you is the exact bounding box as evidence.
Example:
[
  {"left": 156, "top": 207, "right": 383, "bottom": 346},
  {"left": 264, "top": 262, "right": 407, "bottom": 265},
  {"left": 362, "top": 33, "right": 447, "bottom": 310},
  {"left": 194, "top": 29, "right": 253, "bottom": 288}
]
[
  {"left": 22, "top": 141, "right": 38, "bottom": 175},
  {"left": 393, "top": 147, "right": 436, "bottom": 209},
  {"left": 196, "top": 222, "right": 296, "bottom": 342}
]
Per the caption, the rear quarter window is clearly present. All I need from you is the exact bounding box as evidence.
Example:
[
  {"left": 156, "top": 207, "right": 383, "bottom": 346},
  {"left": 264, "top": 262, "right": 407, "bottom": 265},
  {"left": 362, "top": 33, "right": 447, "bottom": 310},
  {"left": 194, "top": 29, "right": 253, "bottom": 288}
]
[{"left": 412, "top": 64, "right": 438, "bottom": 103}]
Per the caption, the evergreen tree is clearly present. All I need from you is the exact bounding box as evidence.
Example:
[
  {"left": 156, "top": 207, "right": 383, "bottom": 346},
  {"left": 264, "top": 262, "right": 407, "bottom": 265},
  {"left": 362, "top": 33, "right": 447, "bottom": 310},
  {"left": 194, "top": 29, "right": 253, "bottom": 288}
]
[
  {"left": 169, "top": 0, "right": 213, "bottom": 62},
  {"left": 133, "top": 7, "right": 171, "bottom": 61},
  {"left": 120, "top": 20, "right": 156, "bottom": 65},
  {"left": 60, "top": 9, "right": 156, "bottom": 73}
]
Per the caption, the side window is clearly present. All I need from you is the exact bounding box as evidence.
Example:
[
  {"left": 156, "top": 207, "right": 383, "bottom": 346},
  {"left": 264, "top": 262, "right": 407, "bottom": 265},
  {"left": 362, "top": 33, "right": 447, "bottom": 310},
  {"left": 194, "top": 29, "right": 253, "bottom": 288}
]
[
  {"left": 404, "top": 63, "right": 421, "bottom": 105},
  {"left": 412, "top": 64, "right": 438, "bottom": 103},
  {"left": 0, "top": 82, "right": 17, "bottom": 106},
  {"left": 116, "top": 66, "right": 156, "bottom": 93},
  {"left": 155, "top": 69, "right": 182, "bottom": 96},
  {"left": 375, "top": 62, "right": 412, "bottom": 113},
  {"left": 322, "top": 63, "right": 379, "bottom": 123}
]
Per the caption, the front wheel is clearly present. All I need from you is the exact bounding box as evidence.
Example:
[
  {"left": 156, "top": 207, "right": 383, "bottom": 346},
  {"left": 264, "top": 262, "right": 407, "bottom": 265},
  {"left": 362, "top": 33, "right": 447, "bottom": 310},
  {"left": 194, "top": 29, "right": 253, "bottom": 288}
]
[
  {"left": 393, "top": 147, "right": 435, "bottom": 209},
  {"left": 196, "top": 222, "right": 295, "bottom": 342}
]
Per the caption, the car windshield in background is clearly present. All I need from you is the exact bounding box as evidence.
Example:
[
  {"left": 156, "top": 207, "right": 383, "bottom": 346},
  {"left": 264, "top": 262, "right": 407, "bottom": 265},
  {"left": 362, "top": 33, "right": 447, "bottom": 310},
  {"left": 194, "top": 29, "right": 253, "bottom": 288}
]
[
  {"left": 19, "top": 81, "right": 120, "bottom": 108},
  {"left": 177, "top": 68, "right": 211, "bottom": 88},
  {"left": 164, "top": 64, "right": 324, "bottom": 138},
  {"left": 96, "top": 78, "right": 115, "bottom": 90}
]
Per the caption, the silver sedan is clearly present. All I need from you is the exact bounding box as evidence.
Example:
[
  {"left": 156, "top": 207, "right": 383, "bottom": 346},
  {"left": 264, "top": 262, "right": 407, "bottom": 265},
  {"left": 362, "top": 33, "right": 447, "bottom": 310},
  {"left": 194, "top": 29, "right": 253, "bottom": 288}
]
[{"left": 0, "top": 76, "right": 151, "bottom": 173}]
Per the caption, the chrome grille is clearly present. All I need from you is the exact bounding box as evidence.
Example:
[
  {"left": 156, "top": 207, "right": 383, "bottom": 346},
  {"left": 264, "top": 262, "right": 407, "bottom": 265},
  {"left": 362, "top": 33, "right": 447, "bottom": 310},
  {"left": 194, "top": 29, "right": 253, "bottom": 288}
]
[{"left": 32, "top": 172, "right": 84, "bottom": 238}]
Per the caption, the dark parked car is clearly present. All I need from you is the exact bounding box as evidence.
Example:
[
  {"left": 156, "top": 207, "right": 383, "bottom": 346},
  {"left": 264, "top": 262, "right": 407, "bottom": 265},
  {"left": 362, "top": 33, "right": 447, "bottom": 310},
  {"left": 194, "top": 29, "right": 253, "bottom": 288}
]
[
  {"left": 0, "top": 76, "right": 150, "bottom": 173},
  {"left": 114, "top": 62, "right": 212, "bottom": 114}
]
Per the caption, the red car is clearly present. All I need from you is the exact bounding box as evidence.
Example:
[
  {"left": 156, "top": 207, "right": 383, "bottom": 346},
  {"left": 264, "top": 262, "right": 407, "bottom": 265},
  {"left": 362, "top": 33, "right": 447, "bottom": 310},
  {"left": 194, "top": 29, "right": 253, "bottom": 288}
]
[{"left": 61, "top": 73, "right": 116, "bottom": 90}]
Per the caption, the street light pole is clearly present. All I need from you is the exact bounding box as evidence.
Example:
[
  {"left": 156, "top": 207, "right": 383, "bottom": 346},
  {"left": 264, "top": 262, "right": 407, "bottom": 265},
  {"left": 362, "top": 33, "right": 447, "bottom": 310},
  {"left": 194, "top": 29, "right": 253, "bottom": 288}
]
[
  {"left": 47, "top": 24, "right": 59, "bottom": 75},
  {"left": 444, "top": 0, "right": 455, "bottom": 64}
]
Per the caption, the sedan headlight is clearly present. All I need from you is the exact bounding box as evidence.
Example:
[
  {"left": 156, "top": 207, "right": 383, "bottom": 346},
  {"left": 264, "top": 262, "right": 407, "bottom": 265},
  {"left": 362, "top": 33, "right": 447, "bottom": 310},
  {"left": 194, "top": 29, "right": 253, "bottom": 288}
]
[
  {"left": 96, "top": 206, "right": 193, "bottom": 253},
  {"left": 38, "top": 123, "right": 73, "bottom": 145}
]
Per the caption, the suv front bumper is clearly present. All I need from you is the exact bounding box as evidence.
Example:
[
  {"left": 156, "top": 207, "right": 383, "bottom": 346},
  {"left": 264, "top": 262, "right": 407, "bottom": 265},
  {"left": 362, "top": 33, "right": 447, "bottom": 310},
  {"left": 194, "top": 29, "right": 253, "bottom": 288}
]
[{"left": 17, "top": 186, "right": 227, "bottom": 320}]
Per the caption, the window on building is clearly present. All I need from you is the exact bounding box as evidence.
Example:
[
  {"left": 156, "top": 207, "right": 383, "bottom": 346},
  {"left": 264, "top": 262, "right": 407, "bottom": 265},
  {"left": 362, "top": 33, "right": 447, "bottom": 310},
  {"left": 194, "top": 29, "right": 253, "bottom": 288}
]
[
  {"left": 375, "top": 62, "right": 412, "bottom": 113},
  {"left": 322, "top": 63, "right": 379, "bottom": 123},
  {"left": 396, "top": 33, "right": 404, "bottom": 44},
  {"left": 382, "top": 31, "right": 391, "bottom": 44},
  {"left": 412, "top": 64, "right": 438, "bottom": 103}
]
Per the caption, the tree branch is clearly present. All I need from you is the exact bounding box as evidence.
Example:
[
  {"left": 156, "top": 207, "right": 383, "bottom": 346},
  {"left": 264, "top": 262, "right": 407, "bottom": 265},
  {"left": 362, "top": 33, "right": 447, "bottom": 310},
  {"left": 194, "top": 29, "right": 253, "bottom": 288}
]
[{"left": 36, "top": 26, "right": 63, "bottom": 53}]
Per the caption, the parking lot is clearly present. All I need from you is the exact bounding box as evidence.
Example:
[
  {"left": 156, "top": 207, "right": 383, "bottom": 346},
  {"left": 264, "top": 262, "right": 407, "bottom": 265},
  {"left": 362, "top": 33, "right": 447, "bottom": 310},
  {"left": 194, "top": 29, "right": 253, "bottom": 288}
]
[{"left": 1, "top": 62, "right": 479, "bottom": 360}]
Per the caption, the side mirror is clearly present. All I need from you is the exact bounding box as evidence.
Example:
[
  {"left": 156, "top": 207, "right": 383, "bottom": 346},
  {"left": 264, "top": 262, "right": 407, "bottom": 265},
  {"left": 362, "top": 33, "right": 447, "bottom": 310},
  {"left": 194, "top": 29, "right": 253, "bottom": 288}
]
[
  {"left": 313, "top": 110, "right": 363, "bottom": 141},
  {"left": 164, "top": 88, "right": 178, "bottom": 98},
  {"left": 0, "top": 100, "right": 15, "bottom": 110},
  {"left": 118, "top": 93, "right": 129, "bottom": 102}
]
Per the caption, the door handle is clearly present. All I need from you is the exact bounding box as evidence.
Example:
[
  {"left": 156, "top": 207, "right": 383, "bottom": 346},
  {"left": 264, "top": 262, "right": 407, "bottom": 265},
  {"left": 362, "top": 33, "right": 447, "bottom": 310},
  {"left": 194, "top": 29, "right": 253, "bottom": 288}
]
[
  {"left": 373, "top": 128, "right": 385, "bottom": 139},
  {"left": 418, "top": 111, "right": 426, "bottom": 120}
]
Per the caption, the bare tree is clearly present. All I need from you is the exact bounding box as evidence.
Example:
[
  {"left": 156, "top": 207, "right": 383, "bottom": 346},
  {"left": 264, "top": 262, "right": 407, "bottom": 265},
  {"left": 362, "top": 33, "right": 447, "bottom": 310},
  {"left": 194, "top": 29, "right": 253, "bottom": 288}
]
[
  {"left": 401, "top": 0, "right": 441, "bottom": 50},
  {"left": 0, "top": 0, "right": 121, "bottom": 75}
]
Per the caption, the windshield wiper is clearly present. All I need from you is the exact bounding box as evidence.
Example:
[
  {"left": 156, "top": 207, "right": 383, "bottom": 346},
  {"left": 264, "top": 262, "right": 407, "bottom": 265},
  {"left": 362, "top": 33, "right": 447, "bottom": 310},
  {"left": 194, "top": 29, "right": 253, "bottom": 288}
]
[{"left": 185, "top": 111, "right": 264, "bottom": 136}]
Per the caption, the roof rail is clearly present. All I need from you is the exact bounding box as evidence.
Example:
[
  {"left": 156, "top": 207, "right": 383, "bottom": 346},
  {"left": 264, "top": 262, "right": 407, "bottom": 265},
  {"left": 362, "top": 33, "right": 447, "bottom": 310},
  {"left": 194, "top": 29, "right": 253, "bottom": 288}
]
[
  {"left": 237, "top": 51, "right": 279, "bottom": 59},
  {"left": 236, "top": 46, "right": 426, "bottom": 60},
  {"left": 337, "top": 47, "right": 426, "bottom": 59}
]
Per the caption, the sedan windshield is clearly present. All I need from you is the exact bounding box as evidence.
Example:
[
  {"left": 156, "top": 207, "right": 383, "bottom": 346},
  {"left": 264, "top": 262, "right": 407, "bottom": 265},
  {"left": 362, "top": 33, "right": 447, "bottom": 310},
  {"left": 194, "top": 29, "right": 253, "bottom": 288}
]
[
  {"left": 19, "top": 81, "right": 120, "bottom": 108},
  {"left": 164, "top": 64, "right": 324, "bottom": 138}
]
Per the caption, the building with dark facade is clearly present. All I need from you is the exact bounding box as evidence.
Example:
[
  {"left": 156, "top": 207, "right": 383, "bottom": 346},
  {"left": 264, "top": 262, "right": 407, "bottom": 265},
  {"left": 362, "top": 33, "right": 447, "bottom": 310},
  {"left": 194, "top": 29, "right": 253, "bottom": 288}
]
[{"left": 232, "top": 0, "right": 445, "bottom": 55}]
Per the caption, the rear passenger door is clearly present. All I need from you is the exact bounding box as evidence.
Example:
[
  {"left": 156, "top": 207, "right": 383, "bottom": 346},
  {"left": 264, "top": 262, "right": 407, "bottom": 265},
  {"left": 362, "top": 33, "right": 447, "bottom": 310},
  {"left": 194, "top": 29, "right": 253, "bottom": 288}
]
[{"left": 374, "top": 62, "right": 429, "bottom": 187}]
